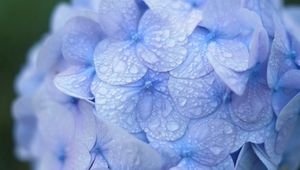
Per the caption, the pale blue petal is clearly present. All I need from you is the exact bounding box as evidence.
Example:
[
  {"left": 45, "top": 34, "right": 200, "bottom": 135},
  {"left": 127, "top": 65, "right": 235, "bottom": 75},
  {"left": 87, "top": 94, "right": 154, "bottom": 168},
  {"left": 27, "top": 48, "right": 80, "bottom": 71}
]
[
  {"left": 232, "top": 123, "right": 274, "bottom": 152},
  {"left": 207, "top": 43, "right": 250, "bottom": 95},
  {"left": 170, "top": 28, "right": 213, "bottom": 79},
  {"left": 208, "top": 40, "right": 251, "bottom": 72},
  {"left": 137, "top": 10, "right": 194, "bottom": 72},
  {"left": 138, "top": 92, "right": 189, "bottom": 141},
  {"left": 201, "top": 0, "right": 242, "bottom": 36},
  {"left": 168, "top": 73, "right": 225, "bottom": 119},
  {"left": 186, "top": 119, "right": 236, "bottom": 166},
  {"left": 284, "top": 6, "right": 300, "bottom": 28},
  {"left": 36, "top": 101, "right": 76, "bottom": 150},
  {"left": 229, "top": 80, "right": 273, "bottom": 131},
  {"left": 94, "top": 121, "right": 163, "bottom": 170},
  {"left": 170, "top": 156, "right": 234, "bottom": 170},
  {"left": 36, "top": 33, "right": 63, "bottom": 76},
  {"left": 98, "top": 0, "right": 142, "bottom": 39},
  {"left": 62, "top": 16, "right": 102, "bottom": 65},
  {"left": 50, "top": 3, "right": 75, "bottom": 32},
  {"left": 91, "top": 78, "right": 142, "bottom": 133},
  {"left": 54, "top": 66, "right": 94, "bottom": 100},
  {"left": 143, "top": 0, "right": 204, "bottom": 30},
  {"left": 12, "top": 97, "right": 37, "bottom": 160},
  {"left": 94, "top": 40, "right": 147, "bottom": 85}
]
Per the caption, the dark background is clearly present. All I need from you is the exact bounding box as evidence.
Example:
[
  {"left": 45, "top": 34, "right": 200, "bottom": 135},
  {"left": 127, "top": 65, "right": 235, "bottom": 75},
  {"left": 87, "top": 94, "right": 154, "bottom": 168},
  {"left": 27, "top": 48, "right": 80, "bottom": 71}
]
[{"left": 0, "top": 0, "right": 299, "bottom": 169}]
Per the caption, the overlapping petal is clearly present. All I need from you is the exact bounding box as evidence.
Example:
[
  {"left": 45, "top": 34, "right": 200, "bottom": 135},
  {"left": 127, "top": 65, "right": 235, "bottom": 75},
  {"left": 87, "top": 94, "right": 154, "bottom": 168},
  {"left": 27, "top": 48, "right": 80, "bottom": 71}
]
[
  {"left": 94, "top": 40, "right": 147, "bottom": 85},
  {"left": 62, "top": 16, "right": 103, "bottom": 65},
  {"left": 98, "top": 0, "right": 142, "bottom": 40},
  {"left": 168, "top": 72, "right": 225, "bottom": 119}
]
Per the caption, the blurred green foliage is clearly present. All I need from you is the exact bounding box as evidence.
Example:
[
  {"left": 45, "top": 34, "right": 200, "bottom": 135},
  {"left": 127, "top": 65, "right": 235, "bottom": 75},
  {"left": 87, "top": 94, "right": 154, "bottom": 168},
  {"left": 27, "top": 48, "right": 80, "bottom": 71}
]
[{"left": 0, "top": 0, "right": 299, "bottom": 170}]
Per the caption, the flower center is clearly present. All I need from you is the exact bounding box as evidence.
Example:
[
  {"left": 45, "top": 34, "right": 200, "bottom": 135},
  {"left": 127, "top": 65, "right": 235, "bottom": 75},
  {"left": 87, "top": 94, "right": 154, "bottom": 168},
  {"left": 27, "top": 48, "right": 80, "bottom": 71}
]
[
  {"left": 130, "top": 32, "right": 143, "bottom": 43},
  {"left": 185, "top": 0, "right": 204, "bottom": 8}
]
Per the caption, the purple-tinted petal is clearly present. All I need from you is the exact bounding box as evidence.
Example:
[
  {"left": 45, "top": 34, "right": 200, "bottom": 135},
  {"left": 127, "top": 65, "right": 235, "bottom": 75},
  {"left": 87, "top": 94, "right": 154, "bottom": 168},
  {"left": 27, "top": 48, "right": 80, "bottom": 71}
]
[
  {"left": 98, "top": 0, "right": 142, "bottom": 39},
  {"left": 170, "top": 28, "right": 213, "bottom": 79},
  {"left": 62, "top": 16, "right": 102, "bottom": 65},
  {"left": 137, "top": 10, "right": 194, "bottom": 72},
  {"left": 94, "top": 40, "right": 147, "bottom": 85},
  {"left": 54, "top": 66, "right": 94, "bottom": 100},
  {"left": 91, "top": 78, "right": 142, "bottom": 133},
  {"left": 168, "top": 73, "right": 225, "bottom": 119},
  {"left": 138, "top": 92, "right": 189, "bottom": 141}
]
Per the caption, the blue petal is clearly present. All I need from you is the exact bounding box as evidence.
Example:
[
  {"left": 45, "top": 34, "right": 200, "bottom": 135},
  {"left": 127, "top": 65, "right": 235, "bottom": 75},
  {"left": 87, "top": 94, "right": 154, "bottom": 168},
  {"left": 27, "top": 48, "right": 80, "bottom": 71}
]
[
  {"left": 252, "top": 144, "right": 278, "bottom": 170},
  {"left": 235, "top": 143, "right": 269, "bottom": 170},
  {"left": 54, "top": 66, "right": 94, "bottom": 100},
  {"left": 279, "top": 118, "right": 300, "bottom": 170},
  {"left": 94, "top": 121, "right": 163, "bottom": 170},
  {"left": 264, "top": 130, "right": 283, "bottom": 165},
  {"left": 207, "top": 43, "right": 250, "bottom": 95},
  {"left": 91, "top": 78, "right": 143, "bottom": 133},
  {"left": 232, "top": 123, "right": 274, "bottom": 152},
  {"left": 168, "top": 73, "right": 225, "bottom": 119},
  {"left": 143, "top": 0, "right": 204, "bottom": 31},
  {"left": 276, "top": 92, "right": 300, "bottom": 131},
  {"left": 36, "top": 101, "right": 76, "bottom": 152},
  {"left": 229, "top": 80, "right": 274, "bottom": 131},
  {"left": 242, "top": 0, "right": 276, "bottom": 37},
  {"left": 278, "top": 69, "right": 300, "bottom": 89},
  {"left": 272, "top": 89, "right": 298, "bottom": 116},
  {"left": 98, "top": 0, "right": 142, "bottom": 39},
  {"left": 94, "top": 40, "right": 147, "bottom": 85},
  {"left": 267, "top": 16, "right": 291, "bottom": 89},
  {"left": 137, "top": 92, "right": 189, "bottom": 141},
  {"left": 170, "top": 156, "right": 234, "bottom": 170},
  {"left": 201, "top": 0, "right": 242, "bottom": 36},
  {"left": 62, "top": 16, "right": 102, "bottom": 65},
  {"left": 208, "top": 39, "right": 252, "bottom": 72},
  {"left": 170, "top": 28, "right": 213, "bottom": 79},
  {"left": 12, "top": 97, "right": 37, "bottom": 160},
  {"left": 186, "top": 119, "right": 236, "bottom": 166},
  {"left": 137, "top": 10, "right": 196, "bottom": 71},
  {"left": 36, "top": 33, "right": 63, "bottom": 76}
]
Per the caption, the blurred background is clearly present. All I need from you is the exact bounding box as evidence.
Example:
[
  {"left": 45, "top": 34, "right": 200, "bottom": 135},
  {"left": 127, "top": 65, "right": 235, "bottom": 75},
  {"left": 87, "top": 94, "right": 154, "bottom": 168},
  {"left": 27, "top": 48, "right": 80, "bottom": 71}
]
[{"left": 0, "top": 0, "right": 299, "bottom": 169}]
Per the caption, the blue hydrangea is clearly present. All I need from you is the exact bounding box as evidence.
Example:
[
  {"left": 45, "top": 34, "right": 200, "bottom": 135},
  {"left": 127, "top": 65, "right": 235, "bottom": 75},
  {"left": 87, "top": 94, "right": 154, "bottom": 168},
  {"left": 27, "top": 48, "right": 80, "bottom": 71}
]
[{"left": 13, "top": 0, "right": 300, "bottom": 169}]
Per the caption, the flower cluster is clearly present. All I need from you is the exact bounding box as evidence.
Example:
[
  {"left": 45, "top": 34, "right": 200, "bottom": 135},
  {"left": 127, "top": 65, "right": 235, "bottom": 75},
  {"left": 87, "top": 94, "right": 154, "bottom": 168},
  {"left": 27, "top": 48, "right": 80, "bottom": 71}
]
[{"left": 13, "top": 0, "right": 300, "bottom": 169}]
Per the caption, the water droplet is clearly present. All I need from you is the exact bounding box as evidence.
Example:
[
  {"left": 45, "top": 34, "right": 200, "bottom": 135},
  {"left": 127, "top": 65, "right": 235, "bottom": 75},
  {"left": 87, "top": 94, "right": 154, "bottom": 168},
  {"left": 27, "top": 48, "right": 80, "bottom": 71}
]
[{"left": 167, "top": 121, "right": 180, "bottom": 131}]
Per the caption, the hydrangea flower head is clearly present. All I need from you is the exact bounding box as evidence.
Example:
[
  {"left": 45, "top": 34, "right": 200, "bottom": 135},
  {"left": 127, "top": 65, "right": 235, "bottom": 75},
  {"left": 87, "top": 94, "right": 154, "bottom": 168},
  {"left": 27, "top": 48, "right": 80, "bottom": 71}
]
[{"left": 13, "top": 0, "right": 300, "bottom": 169}]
